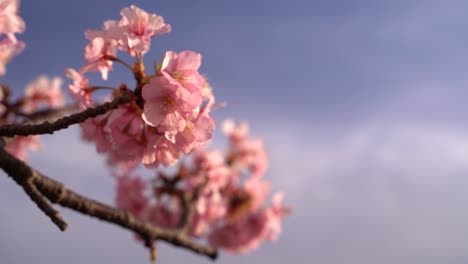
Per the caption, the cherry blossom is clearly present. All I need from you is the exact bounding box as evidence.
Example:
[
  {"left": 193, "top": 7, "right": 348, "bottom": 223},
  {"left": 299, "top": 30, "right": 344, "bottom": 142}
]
[
  {"left": 119, "top": 5, "right": 171, "bottom": 54},
  {"left": 0, "top": 0, "right": 24, "bottom": 42},
  {"left": 115, "top": 174, "right": 150, "bottom": 220},
  {"left": 64, "top": 68, "right": 92, "bottom": 109},
  {"left": 0, "top": 37, "right": 23, "bottom": 76},
  {"left": 84, "top": 37, "right": 117, "bottom": 80},
  {"left": 22, "top": 75, "right": 65, "bottom": 113}
]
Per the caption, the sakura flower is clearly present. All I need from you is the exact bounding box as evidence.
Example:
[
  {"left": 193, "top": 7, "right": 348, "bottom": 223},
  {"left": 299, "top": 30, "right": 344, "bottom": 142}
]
[
  {"left": 264, "top": 192, "right": 290, "bottom": 241},
  {"left": 243, "top": 177, "right": 271, "bottom": 214},
  {"left": 222, "top": 119, "right": 249, "bottom": 140},
  {"left": 84, "top": 37, "right": 117, "bottom": 80},
  {"left": 5, "top": 135, "right": 41, "bottom": 161},
  {"left": 22, "top": 75, "right": 65, "bottom": 113},
  {"left": 0, "top": 0, "right": 25, "bottom": 42},
  {"left": 115, "top": 174, "right": 150, "bottom": 220},
  {"left": 208, "top": 193, "right": 288, "bottom": 253},
  {"left": 208, "top": 210, "right": 270, "bottom": 253},
  {"left": 64, "top": 68, "right": 92, "bottom": 109},
  {"left": 142, "top": 74, "right": 201, "bottom": 134},
  {"left": 173, "top": 112, "right": 215, "bottom": 153},
  {"left": 159, "top": 51, "right": 206, "bottom": 93},
  {"left": 142, "top": 137, "right": 179, "bottom": 167},
  {"left": 85, "top": 19, "right": 123, "bottom": 44},
  {"left": 80, "top": 115, "right": 112, "bottom": 153},
  {"left": 119, "top": 5, "right": 171, "bottom": 54},
  {"left": 223, "top": 119, "right": 268, "bottom": 178},
  {"left": 104, "top": 105, "right": 145, "bottom": 163},
  {"left": 149, "top": 194, "right": 183, "bottom": 229},
  {"left": 0, "top": 37, "right": 23, "bottom": 76}
]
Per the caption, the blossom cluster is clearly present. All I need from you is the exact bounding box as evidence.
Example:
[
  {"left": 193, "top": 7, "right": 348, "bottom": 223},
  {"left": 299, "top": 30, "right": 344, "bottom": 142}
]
[
  {"left": 116, "top": 120, "right": 289, "bottom": 253},
  {"left": 66, "top": 6, "right": 215, "bottom": 170}
]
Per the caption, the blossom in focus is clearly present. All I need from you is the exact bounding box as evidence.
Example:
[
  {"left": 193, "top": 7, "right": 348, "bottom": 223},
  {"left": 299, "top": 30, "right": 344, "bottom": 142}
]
[
  {"left": 119, "top": 5, "right": 171, "bottom": 54},
  {"left": 142, "top": 74, "right": 199, "bottom": 133},
  {"left": 85, "top": 5, "right": 170, "bottom": 57},
  {"left": 22, "top": 75, "right": 65, "bottom": 113},
  {"left": 0, "top": 0, "right": 24, "bottom": 42}
]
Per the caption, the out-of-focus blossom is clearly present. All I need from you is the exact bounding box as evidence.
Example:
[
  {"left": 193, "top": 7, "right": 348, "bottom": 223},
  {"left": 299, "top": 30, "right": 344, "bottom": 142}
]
[
  {"left": 115, "top": 174, "right": 150, "bottom": 220},
  {"left": 0, "top": 38, "right": 23, "bottom": 76},
  {"left": 80, "top": 115, "right": 112, "bottom": 154},
  {"left": 0, "top": 0, "right": 24, "bottom": 42},
  {"left": 208, "top": 192, "right": 289, "bottom": 253},
  {"left": 22, "top": 75, "right": 65, "bottom": 113},
  {"left": 5, "top": 135, "right": 41, "bottom": 161},
  {"left": 223, "top": 119, "right": 268, "bottom": 178}
]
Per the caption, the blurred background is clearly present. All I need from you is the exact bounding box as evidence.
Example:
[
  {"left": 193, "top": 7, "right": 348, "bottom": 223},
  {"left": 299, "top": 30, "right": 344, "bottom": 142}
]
[{"left": 2, "top": 0, "right": 468, "bottom": 263}]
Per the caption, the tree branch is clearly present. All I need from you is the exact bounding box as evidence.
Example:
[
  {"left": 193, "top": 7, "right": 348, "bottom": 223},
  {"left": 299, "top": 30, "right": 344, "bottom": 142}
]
[
  {"left": 0, "top": 91, "right": 135, "bottom": 137},
  {"left": 0, "top": 143, "right": 218, "bottom": 260},
  {"left": 0, "top": 142, "right": 67, "bottom": 231}
]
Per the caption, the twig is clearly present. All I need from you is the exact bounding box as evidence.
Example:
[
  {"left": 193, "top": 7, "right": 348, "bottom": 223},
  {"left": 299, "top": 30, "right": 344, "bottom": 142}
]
[
  {"left": 0, "top": 91, "right": 135, "bottom": 137},
  {"left": 23, "top": 177, "right": 67, "bottom": 231},
  {"left": 0, "top": 144, "right": 67, "bottom": 231}
]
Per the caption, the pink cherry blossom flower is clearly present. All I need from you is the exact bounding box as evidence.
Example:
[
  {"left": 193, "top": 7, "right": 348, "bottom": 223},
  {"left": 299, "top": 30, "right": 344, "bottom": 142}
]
[
  {"left": 64, "top": 68, "right": 92, "bottom": 109},
  {"left": 0, "top": 37, "right": 23, "bottom": 76},
  {"left": 208, "top": 210, "right": 270, "bottom": 253},
  {"left": 149, "top": 194, "right": 183, "bottom": 229},
  {"left": 142, "top": 74, "right": 201, "bottom": 134},
  {"left": 223, "top": 119, "right": 268, "bottom": 178},
  {"left": 119, "top": 5, "right": 171, "bottom": 54},
  {"left": 142, "top": 137, "right": 179, "bottom": 167},
  {"left": 5, "top": 135, "right": 41, "bottom": 161},
  {"left": 0, "top": 0, "right": 25, "bottom": 42},
  {"left": 244, "top": 177, "right": 271, "bottom": 213},
  {"left": 80, "top": 115, "right": 112, "bottom": 153},
  {"left": 85, "top": 20, "right": 123, "bottom": 44},
  {"left": 174, "top": 112, "right": 215, "bottom": 153},
  {"left": 84, "top": 37, "right": 116, "bottom": 80},
  {"left": 159, "top": 51, "right": 205, "bottom": 91},
  {"left": 222, "top": 119, "right": 249, "bottom": 140},
  {"left": 104, "top": 105, "right": 146, "bottom": 164},
  {"left": 264, "top": 192, "right": 290, "bottom": 241},
  {"left": 208, "top": 193, "right": 288, "bottom": 253},
  {"left": 22, "top": 75, "right": 65, "bottom": 113},
  {"left": 115, "top": 174, "right": 150, "bottom": 220}
]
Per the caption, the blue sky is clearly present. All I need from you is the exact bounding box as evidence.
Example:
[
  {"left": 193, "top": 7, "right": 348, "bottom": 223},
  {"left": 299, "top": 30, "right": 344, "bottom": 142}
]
[{"left": 3, "top": 0, "right": 468, "bottom": 263}]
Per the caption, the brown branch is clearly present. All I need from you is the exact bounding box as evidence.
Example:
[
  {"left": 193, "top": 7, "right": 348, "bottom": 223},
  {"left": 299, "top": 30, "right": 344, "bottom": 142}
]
[
  {"left": 0, "top": 91, "right": 135, "bottom": 137},
  {"left": 0, "top": 143, "right": 67, "bottom": 231},
  {"left": 23, "top": 178, "right": 67, "bottom": 231},
  {"left": 0, "top": 143, "right": 218, "bottom": 260}
]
